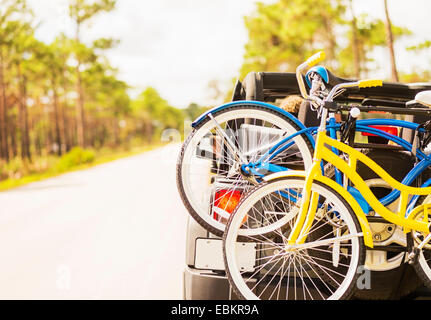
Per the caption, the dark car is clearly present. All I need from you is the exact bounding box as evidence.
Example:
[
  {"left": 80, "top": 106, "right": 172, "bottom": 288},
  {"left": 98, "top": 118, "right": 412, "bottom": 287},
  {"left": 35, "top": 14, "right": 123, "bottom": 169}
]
[{"left": 183, "top": 72, "right": 431, "bottom": 300}]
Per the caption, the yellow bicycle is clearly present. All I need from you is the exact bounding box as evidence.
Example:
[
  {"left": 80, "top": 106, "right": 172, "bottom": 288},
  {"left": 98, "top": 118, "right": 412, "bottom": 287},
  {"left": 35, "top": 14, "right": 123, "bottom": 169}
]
[{"left": 223, "top": 52, "right": 431, "bottom": 300}]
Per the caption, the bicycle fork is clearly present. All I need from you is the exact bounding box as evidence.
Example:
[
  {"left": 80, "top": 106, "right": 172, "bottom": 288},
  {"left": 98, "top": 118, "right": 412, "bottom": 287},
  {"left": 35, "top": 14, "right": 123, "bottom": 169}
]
[{"left": 285, "top": 160, "right": 322, "bottom": 248}]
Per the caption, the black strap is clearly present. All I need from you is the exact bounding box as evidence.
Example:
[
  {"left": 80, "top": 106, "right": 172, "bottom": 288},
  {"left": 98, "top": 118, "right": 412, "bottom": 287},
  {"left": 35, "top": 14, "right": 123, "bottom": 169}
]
[
  {"left": 413, "top": 120, "right": 431, "bottom": 157},
  {"left": 339, "top": 115, "right": 356, "bottom": 146},
  {"left": 389, "top": 259, "right": 409, "bottom": 300},
  {"left": 390, "top": 234, "right": 418, "bottom": 300}
]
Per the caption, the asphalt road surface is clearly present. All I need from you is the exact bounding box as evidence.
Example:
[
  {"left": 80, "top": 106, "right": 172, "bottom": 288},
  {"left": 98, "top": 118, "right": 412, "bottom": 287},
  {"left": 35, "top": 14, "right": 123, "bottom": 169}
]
[{"left": 0, "top": 144, "right": 188, "bottom": 300}]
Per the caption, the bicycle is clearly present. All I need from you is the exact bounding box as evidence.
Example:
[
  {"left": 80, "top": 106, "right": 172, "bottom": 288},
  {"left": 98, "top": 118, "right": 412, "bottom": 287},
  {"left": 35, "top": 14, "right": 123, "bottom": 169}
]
[
  {"left": 222, "top": 52, "right": 431, "bottom": 300},
  {"left": 177, "top": 53, "right": 431, "bottom": 238}
]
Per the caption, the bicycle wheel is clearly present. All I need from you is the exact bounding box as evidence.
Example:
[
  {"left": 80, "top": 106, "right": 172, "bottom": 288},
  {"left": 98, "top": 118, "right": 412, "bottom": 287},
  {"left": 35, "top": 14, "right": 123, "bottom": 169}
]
[
  {"left": 409, "top": 194, "right": 431, "bottom": 289},
  {"left": 354, "top": 150, "right": 422, "bottom": 300},
  {"left": 223, "top": 176, "right": 365, "bottom": 300},
  {"left": 177, "top": 104, "right": 314, "bottom": 237}
]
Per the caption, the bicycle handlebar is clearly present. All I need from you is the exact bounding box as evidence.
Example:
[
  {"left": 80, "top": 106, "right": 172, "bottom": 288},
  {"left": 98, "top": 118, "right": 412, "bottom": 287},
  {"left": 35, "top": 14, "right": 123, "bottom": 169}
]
[
  {"left": 296, "top": 51, "right": 383, "bottom": 122},
  {"left": 306, "top": 51, "right": 326, "bottom": 68},
  {"left": 358, "top": 79, "right": 383, "bottom": 89}
]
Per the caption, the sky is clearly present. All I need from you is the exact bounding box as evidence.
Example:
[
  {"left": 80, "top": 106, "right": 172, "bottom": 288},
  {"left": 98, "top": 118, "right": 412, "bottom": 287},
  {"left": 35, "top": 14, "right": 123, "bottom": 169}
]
[{"left": 27, "top": 0, "right": 431, "bottom": 108}]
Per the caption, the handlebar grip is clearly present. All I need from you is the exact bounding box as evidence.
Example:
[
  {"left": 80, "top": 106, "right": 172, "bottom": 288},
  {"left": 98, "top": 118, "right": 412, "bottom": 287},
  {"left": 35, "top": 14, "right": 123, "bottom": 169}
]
[
  {"left": 306, "top": 51, "right": 326, "bottom": 67},
  {"left": 358, "top": 79, "right": 383, "bottom": 88}
]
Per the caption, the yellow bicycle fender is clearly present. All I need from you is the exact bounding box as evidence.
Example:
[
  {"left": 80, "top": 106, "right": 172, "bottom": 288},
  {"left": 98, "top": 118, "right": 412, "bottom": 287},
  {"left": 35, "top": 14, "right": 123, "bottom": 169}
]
[
  {"left": 297, "top": 191, "right": 320, "bottom": 245},
  {"left": 264, "top": 170, "right": 374, "bottom": 248},
  {"left": 286, "top": 164, "right": 322, "bottom": 245}
]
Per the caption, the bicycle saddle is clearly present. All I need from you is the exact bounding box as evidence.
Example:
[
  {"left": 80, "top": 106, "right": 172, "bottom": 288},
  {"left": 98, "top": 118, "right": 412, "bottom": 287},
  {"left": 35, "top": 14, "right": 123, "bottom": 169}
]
[
  {"left": 306, "top": 66, "right": 356, "bottom": 88},
  {"left": 414, "top": 91, "right": 431, "bottom": 108}
]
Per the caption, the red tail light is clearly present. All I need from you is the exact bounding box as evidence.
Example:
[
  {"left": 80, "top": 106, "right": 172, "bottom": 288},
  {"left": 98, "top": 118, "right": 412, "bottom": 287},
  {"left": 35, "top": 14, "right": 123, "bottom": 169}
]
[
  {"left": 213, "top": 189, "right": 242, "bottom": 220},
  {"left": 361, "top": 126, "right": 398, "bottom": 137}
]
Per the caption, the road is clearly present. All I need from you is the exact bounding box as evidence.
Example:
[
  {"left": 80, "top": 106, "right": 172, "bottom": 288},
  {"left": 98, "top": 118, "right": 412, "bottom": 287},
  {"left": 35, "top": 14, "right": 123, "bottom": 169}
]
[{"left": 0, "top": 144, "right": 188, "bottom": 300}]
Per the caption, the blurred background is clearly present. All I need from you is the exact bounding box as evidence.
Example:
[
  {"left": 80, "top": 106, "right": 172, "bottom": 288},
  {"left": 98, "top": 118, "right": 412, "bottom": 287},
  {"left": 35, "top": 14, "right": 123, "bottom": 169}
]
[
  {"left": 0, "top": 0, "right": 430, "bottom": 300},
  {"left": 0, "top": 0, "right": 430, "bottom": 189}
]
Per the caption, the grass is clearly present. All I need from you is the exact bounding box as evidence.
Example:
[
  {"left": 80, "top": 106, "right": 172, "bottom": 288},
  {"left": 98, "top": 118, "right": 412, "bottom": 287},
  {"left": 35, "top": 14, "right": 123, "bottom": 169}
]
[{"left": 0, "top": 144, "right": 163, "bottom": 192}]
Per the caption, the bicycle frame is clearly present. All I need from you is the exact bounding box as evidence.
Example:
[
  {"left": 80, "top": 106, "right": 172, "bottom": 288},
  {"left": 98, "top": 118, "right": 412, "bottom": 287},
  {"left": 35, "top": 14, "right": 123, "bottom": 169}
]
[
  {"left": 286, "top": 114, "right": 431, "bottom": 250},
  {"left": 249, "top": 119, "right": 428, "bottom": 171},
  {"left": 245, "top": 117, "right": 431, "bottom": 213}
]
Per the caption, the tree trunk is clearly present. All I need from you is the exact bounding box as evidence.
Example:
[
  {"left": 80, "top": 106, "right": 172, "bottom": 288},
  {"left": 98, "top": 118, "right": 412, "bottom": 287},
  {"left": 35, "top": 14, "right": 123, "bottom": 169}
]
[
  {"left": 113, "top": 118, "right": 120, "bottom": 146},
  {"left": 17, "top": 63, "right": 31, "bottom": 161},
  {"left": 75, "top": 23, "right": 86, "bottom": 148},
  {"left": 0, "top": 47, "right": 9, "bottom": 161},
  {"left": 383, "top": 0, "right": 399, "bottom": 82},
  {"left": 144, "top": 119, "right": 153, "bottom": 144},
  {"left": 35, "top": 113, "right": 42, "bottom": 157},
  {"left": 321, "top": 14, "right": 337, "bottom": 70},
  {"left": 61, "top": 66, "right": 71, "bottom": 152},
  {"left": 349, "top": 0, "right": 361, "bottom": 78},
  {"left": 52, "top": 79, "right": 63, "bottom": 156},
  {"left": 76, "top": 65, "right": 86, "bottom": 148},
  {"left": 9, "top": 113, "right": 17, "bottom": 158}
]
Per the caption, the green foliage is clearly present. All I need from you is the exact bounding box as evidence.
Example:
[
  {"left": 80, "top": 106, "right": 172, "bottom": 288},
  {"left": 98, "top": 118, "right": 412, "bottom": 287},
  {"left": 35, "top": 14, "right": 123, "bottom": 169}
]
[
  {"left": 0, "top": 0, "right": 170, "bottom": 185},
  {"left": 0, "top": 157, "right": 26, "bottom": 180},
  {"left": 131, "top": 87, "right": 186, "bottom": 142},
  {"left": 93, "top": 37, "right": 120, "bottom": 50},
  {"left": 55, "top": 147, "right": 95, "bottom": 172},
  {"left": 184, "top": 103, "right": 208, "bottom": 121},
  {"left": 400, "top": 70, "right": 431, "bottom": 83},
  {"left": 338, "top": 13, "right": 411, "bottom": 76},
  {"left": 0, "top": 155, "right": 57, "bottom": 180},
  {"left": 69, "top": 0, "right": 116, "bottom": 25},
  {"left": 241, "top": 0, "right": 413, "bottom": 78},
  {"left": 241, "top": 0, "right": 345, "bottom": 77},
  {"left": 407, "top": 40, "right": 431, "bottom": 51}
]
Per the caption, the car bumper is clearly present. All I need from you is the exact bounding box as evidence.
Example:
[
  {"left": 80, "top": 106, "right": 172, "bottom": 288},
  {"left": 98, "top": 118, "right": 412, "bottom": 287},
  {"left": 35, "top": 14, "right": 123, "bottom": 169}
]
[{"left": 183, "top": 266, "right": 236, "bottom": 300}]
